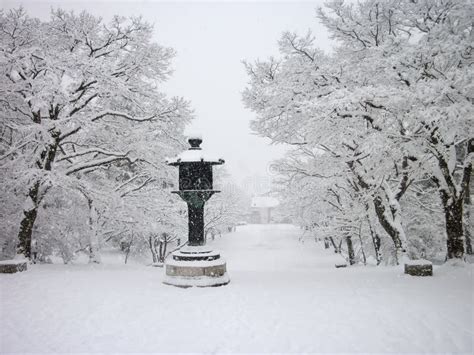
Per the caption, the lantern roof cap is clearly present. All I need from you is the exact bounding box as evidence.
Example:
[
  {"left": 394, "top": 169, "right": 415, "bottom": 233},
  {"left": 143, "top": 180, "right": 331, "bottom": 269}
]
[{"left": 166, "top": 136, "right": 224, "bottom": 166}]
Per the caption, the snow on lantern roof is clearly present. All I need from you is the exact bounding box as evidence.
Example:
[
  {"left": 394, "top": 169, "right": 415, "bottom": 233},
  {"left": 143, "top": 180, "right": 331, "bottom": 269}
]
[
  {"left": 251, "top": 196, "right": 279, "bottom": 208},
  {"left": 166, "top": 150, "right": 224, "bottom": 165},
  {"left": 187, "top": 133, "right": 203, "bottom": 140},
  {"left": 166, "top": 137, "right": 224, "bottom": 165}
]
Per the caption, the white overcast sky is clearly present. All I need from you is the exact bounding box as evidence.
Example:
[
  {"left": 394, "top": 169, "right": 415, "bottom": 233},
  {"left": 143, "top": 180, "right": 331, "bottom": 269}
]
[{"left": 2, "top": 0, "right": 334, "bottom": 191}]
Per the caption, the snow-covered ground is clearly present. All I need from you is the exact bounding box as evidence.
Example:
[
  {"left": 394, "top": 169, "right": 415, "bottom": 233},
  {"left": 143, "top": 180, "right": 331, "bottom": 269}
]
[{"left": 1, "top": 224, "right": 472, "bottom": 353}]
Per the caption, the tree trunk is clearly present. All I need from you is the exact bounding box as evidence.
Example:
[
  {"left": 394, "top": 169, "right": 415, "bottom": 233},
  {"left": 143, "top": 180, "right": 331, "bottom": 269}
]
[
  {"left": 373, "top": 193, "right": 406, "bottom": 264},
  {"left": 124, "top": 240, "right": 132, "bottom": 264},
  {"left": 346, "top": 236, "right": 355, "bottom": 265},
  {"left": 464, "top": 170, "right": 472, "bottom": 254},
  {"left": 430, "top": 136, "right": 472, "bottom": 260},
  {"left": 443, "top": 196, "right": 465, "bottom": 259},
  {"left": 16, "top": 180, "right": 41, "bottom": 259},
  {"left": 433, "top": 159, "right": 469, "bottom": 260},
  {"left": 149, "top": 235, "right": 158, "bottom": 263},
  {"left": 367, "top": 214, "right": 382, "bottom": 265},
  {"left": 357, "top": 222, "right": 367, "bottom": 265},
  {"left": 89, "top": 234, "right": 101, "bottom": 264},
  {"left": 162, "top": 236, "right": 168, "bottom": 261},
  {"left": 329, "top": 236, "right": 341, "bottom": 253},
  {"left": 348, "top": 162, "right": 408, "bottom": 265},
  {"left": 158, "top": 240, "right": 164, "bottom": 263},
  {"left": 86, "top": 198, "right": 101, "bottom": 264},
  {"left": 324, "top": 238, "right": 330, "bottom": 249},
  {"left": 465, "top": 207, "right": 472, "bottom": 255},
  {"left": 16, "top": 132, "right": 59, "bottom": 259}
]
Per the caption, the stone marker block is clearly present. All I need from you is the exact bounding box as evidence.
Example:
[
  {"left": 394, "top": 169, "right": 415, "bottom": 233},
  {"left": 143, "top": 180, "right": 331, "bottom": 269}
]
[
  {"left": 404, "top": 260, "right": 433, "bottom": 276},
  {"left": 0, "top": 260, "right": 28, "bottom": 274}
]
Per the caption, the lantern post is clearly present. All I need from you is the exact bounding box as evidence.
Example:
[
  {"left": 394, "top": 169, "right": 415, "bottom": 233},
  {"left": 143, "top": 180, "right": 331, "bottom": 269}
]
[{"left": 164, "top": 136, "right": 230, "bottom": 287}]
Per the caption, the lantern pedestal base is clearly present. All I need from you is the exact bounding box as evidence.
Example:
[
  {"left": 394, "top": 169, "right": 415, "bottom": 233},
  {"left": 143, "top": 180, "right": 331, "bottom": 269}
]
[{"left": 163, "top": 246, "right": 230, "bottom": 288}]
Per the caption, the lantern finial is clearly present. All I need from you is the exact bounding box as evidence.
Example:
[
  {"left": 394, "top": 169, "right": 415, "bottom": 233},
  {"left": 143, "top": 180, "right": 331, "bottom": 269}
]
[{"left": 188, "top": 136, "right": 202, "bottom": 150}]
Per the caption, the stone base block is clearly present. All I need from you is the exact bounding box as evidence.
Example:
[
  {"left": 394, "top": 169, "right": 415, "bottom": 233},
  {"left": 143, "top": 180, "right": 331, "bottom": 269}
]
[
  {"left": 166, "top": 263, "right": 227, "bottom": 277},
  {"left": 0, "top": 260, "right": 28, "bottom": 274},
  {"left": 163, "top": 246, "right": 230, "bottom": 288},
  {"left": 405, "top": 260, "right": 433, "bottom": 276}
]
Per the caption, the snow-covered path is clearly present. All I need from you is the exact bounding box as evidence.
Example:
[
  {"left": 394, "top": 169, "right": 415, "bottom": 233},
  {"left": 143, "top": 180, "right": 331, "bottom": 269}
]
[{"left": 1, "top": 224, "right": 473, "bottom": 353}]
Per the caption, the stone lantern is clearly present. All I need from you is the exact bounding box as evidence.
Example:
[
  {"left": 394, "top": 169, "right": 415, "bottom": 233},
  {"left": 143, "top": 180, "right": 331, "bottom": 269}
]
[{"left": 164, "top": 136, "right": 230, "bottom": 287}]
